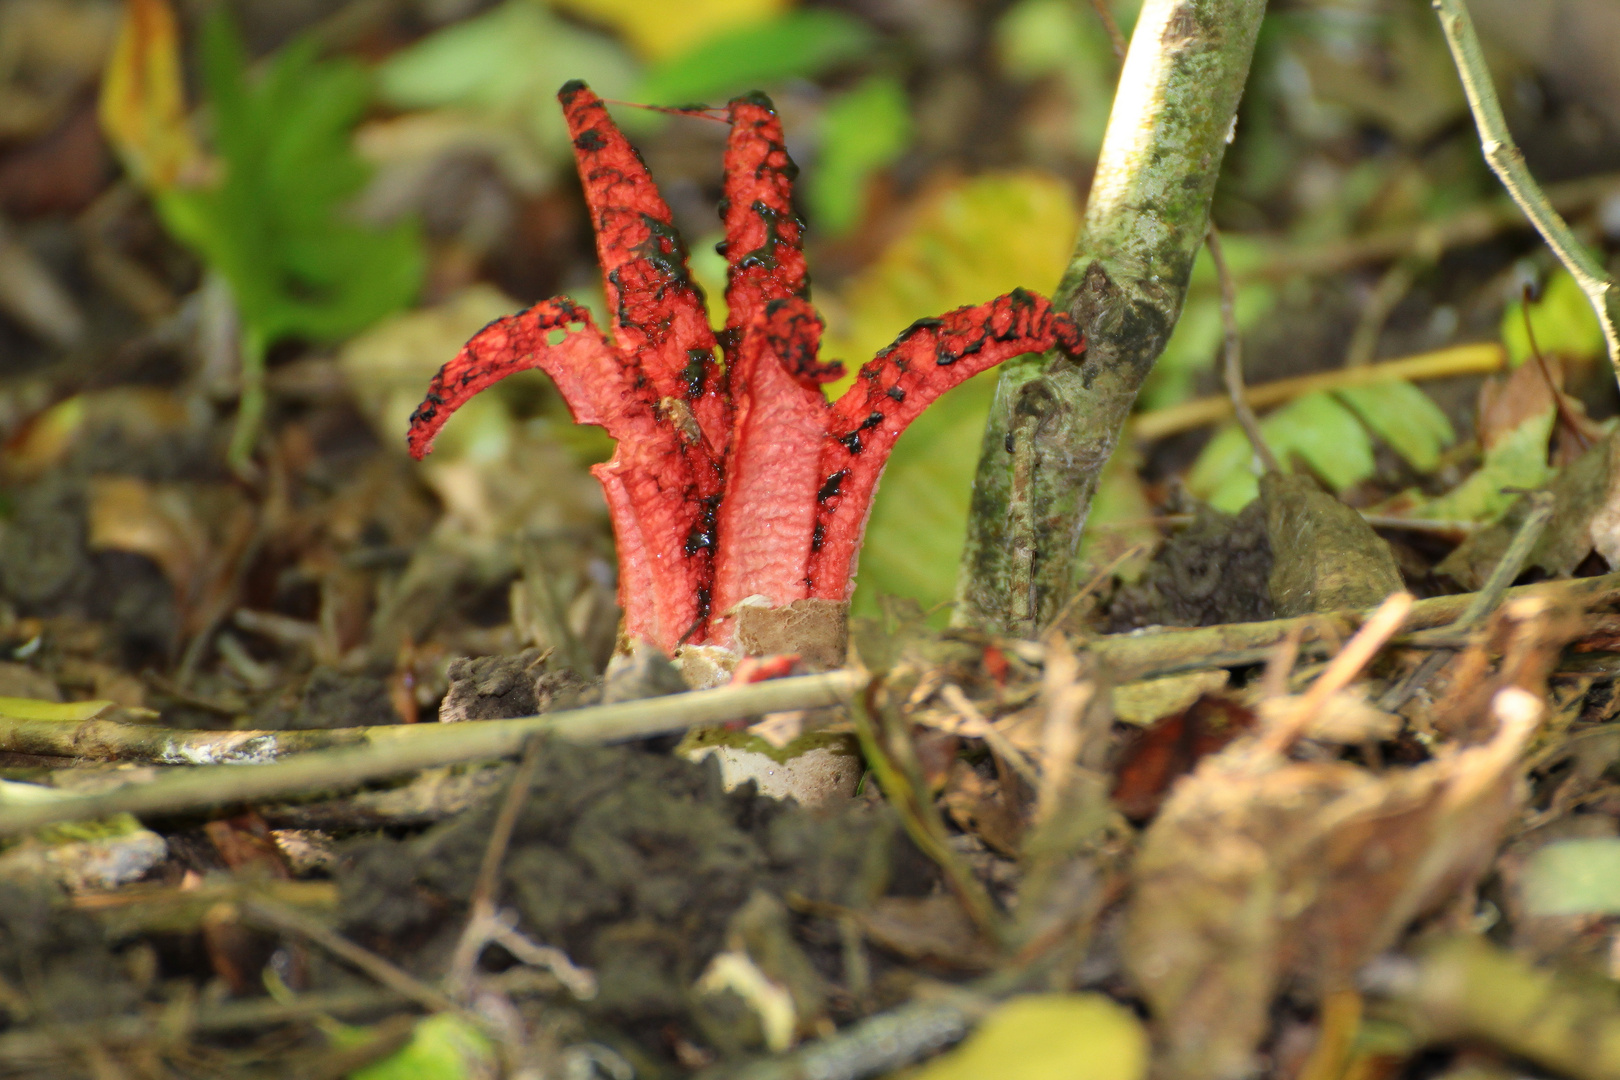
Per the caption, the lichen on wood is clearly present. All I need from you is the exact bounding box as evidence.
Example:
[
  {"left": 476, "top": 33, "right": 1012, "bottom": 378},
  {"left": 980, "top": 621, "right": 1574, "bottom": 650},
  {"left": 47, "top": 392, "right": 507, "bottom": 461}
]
[{"left": 955, "top": 0, "right": 1268, "bottom": 635}]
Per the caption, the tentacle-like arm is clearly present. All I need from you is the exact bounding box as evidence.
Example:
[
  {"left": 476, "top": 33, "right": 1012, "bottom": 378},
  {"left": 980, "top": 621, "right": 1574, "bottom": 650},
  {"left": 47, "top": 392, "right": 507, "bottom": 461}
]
[
  {"left": 559, "top": 81, "right": 728, "bottom": 452},
  {"left": 406, "top": 297, "right": 717, "bottom": 651},
  {"left": 807, "top": 290, "right": 1085, "bottom": 601},
  {"left": 708, "top": 94, "right": 839, "bottom": 635}
]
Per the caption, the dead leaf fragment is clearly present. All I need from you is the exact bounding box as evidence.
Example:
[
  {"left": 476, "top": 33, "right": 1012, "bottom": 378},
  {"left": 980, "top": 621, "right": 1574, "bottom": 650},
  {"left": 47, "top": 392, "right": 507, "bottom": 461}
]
[
  {"left": 1263, "top": 472, "right": 1404, "bottom": 616},
  {"left": 1125, "top": 686, "right": 1542, "bottom": 1080}
]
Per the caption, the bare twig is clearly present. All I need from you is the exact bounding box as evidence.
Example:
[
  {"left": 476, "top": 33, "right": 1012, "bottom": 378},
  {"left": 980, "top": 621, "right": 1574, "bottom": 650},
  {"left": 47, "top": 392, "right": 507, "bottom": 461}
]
[
  {"left": 1435, "top": 0, "right": 1620, "bottom": 381},
  {"left": 849, "top": 690, "right": 1006, "bottom": 946},
  {"left": 1345, "top": 260, "right": 1418, "bottom": 368},
  {"left": 1208, "top": 225, "right": 1280, "bottom": 474},
  {"left": 0, "top": 670, "right": 865, "bottom": 837},
  {"left": 1132, "top": 342, "right": 1505, "bottom": 441},
  {"left": 0, "top": 990, "right": 407, "bottom": 1065},
  {"left": 1521, "top": 285, "right": 1593, "bottom": 452},
  {"left": 1093, "top": 569, "right": 1620, "bottom": 684},
  {"left": 1381, "top": 491, "right": 1557, "bottom": 710},
  {"left": 1087, "top": 0, "right": 1128, "bottom": 61},
  {"left": 240, "top": 897, "right": 469, "bottom": 1020},
  {"left": 1256, "top": 170, "right": 1620, "bottom": 280},
  {"left": 1261, "top": 592, "right": 1414, "bottom": 754}
]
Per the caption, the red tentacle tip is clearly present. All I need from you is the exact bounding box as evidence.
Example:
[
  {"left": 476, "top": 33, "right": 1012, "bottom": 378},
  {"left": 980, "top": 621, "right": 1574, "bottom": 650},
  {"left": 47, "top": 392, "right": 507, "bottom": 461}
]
[{"left": 406, "top": 82, "right": 1085, "bottom": 656}]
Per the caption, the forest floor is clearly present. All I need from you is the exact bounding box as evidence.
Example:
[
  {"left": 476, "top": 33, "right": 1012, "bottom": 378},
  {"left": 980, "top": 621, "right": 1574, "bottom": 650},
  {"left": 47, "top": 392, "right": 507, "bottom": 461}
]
[{"left": 4, "top": 0, "right": 1620, "bottom": 1078}]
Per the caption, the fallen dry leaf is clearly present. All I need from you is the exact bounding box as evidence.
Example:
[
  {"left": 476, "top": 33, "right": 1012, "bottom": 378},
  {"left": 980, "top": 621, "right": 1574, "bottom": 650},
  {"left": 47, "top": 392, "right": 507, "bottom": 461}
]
[{"left": 1125, "top": 685, "right": 1544, "bottom": 1080}]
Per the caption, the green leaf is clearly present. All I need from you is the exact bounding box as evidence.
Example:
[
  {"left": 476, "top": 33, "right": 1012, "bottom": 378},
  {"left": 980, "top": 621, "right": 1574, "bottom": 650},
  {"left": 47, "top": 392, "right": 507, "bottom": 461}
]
[
  {"left": 831, "top": 172, "right": 1079, "bottom": 615},
  {"left": 1335, "top": 379, "right": 1455, "bottom": 472},
  {"left": 347, "top": 1014, "right": 494, "bottom": 1080},
  {"left": 903, "top": 993, "right": 1147, "bottom": 1080},
  {"left": 1188, "top": 392, "right": 1376, "bottom": 513},
  {"left": 635, "top": 9, "right": 876, "bottom": 106},
  {"left": 1502, "top": 268, "right": 1607, "bottom": 367},
  {"left": 1410, "top": 407, "right": 1556, "bottom": 523},
  {"left": 852, "top": 371, "right": 997, "bottom": 620},
  {"left": 157, "top": 10, "right": 422, "bottom": 347},
  {"left": 1522, "top": 837, "right": 1620, "bottom": 917},
  {"left": 373, "top": 1, "right": 637, "bottom": 145},
  {"left": 809, "top": 75, "right": 911, "bottom": 235},
  {"left": 826, "top": 172, "right": 1079, "bottom": 367}
]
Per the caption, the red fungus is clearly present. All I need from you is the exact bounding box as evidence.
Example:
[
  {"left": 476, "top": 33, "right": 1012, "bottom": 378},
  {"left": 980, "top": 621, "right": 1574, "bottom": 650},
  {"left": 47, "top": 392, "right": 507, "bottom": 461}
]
[{"left": 408, "top": 81, "right": 1084, "bottom": 657}]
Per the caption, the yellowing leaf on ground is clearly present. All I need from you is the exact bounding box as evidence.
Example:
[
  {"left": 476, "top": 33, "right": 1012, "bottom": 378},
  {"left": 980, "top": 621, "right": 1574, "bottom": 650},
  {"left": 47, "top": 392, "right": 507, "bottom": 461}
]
[
  {"left": 900, "top": 994, "right": 1148, "bottom": 1080},
  {"left": 825, "top": 171, "right": 1079, "bottom": 371},
  {"left": 1502, "top": 269, "right": 1607, "bottom": 367},
  {"left": 551, "top": 0, "right": 790, "bottom": 60},
  {"left": 1521, "top": 837, "right": 1620, "bottom": 917},
  {"left": 1411, "top": 408, "right": 1557, "bottom": 523},
  {"left": 0, "top": 697, "right": 115, "bottom": 722},
  {"left": 98, "top": 0, "right": 203, "bottom": 189}
]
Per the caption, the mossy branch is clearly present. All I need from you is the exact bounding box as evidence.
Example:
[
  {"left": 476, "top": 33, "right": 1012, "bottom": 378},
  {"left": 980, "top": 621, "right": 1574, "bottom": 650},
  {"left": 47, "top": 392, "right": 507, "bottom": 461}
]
[{"left": 956, "top": 0, "right": 1267, "bottom": 634}]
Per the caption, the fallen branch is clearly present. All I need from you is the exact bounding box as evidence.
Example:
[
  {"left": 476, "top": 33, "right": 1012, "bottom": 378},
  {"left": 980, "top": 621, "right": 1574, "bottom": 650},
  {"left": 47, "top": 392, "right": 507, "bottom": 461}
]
[
  {"left": 1090, "top": 571, "right": 1620, "bottom": 682},
  {"left": 0, "top": 989, "right": 408, "bottom": 1066},
  {"left": 1131, "top": 342, "right": 1505, "bottom": 441},
  {"left": 0, "top": 670, "right": 865, "bottom": 836}
]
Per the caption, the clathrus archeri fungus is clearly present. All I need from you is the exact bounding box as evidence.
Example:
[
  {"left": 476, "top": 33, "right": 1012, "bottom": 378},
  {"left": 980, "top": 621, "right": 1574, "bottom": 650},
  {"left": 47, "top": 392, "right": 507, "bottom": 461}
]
[{"left": 408, "top": 82, "right": 1085, "bottom": 656}]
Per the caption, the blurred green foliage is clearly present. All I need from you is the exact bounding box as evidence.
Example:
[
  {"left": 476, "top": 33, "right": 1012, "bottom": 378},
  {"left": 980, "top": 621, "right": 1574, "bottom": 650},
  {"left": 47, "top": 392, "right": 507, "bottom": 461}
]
[
  {"left": 161, "top": 12, "right": 421, "bottom": 349},
  {"left": 374, "top": 0, "right": 636, "bottom": 152},
  {"left": 809, "top": 74, "right": 912, "bottom": 235},
  {"left": 1502, "top": 268, "right": 1608, "bottom": 367},
  {"left": 636, "top": 9, "right": 876, "bottom": 107}
]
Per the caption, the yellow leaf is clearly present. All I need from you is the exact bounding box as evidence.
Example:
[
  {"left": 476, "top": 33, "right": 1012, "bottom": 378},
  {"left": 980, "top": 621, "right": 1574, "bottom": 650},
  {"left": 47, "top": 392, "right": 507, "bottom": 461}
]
[
  {"left": 99, "top": 0, "right": 203, "bottom": 189},
  {"left": 899, "top": 994, "right": 1148, "bottom": 1080},
  {"left": 0, "top": 697, "right": 115, "bottom": 722},
  {"left": 830, "top": 172, "right": 1079, "bottom": 615},
  {"left": 549, "top": 0, "right": 791, "bottom": 60},
  {"left": 823, "top": 172, "right": 1079, "bottom": 374}
]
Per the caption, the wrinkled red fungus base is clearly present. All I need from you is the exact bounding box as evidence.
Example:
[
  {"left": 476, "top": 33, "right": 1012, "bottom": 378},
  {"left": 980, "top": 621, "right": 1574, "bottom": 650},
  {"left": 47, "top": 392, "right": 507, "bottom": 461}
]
[{"left": 408, "top": 81, "right": 1084, "bottom": 658}]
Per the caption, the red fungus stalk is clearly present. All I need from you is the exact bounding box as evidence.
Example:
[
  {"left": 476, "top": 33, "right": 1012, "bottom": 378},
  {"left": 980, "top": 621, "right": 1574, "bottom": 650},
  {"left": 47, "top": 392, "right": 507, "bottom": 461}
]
[{"left": 408, "top": 81, "right": 1084, "bottom": 657}]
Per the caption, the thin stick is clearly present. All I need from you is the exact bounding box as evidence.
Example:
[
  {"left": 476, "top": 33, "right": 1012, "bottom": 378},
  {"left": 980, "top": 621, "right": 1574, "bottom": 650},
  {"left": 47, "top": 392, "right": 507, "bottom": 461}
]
[
  {"left": 1132, "top": 342, "right": 1505, "bottom": 440},
  {"left": 448, "top": 734, "right": 547, "bottom": 1001},
  {"left": 1208, "top": 225, "right": 1280, "bottom": 474},
  {"left": 848, "top": 691, "right": 1006, "bottom": 947},
  {"left": 1454, "top": 492, "right": 1557, "bottom": 629},
  {"left": 240, "top": 897, "right": 469, "bottom": 1020},
  {"left": 467, "top": 735, "right": 544, "bottom": 915},
  {"left": 1261, "top": 591, "right": 1414, "bottom": 754},
  {"left": 0, "top": 670, "right": 865, "bottom": 837},
  {"left": 1087, "top": 0, "right": 1128, "bottom": 60},
  {"left": 1521, "top": 284, "right": 1592, "bottom": 452},
  {"left": 1435, "top": 0, "right": 1620, "bottom": 381},
  {"left": 1382, "top": 490, "right": 1557, "bottom": 710},
  {"left": 0, "top": 990, "right": 407, "bottom": 1063},
  {"left": 1256, "top": 171, "right": 1620, "bottom": 280},
  {"left": 1344, "top": 260, "right": 1417, "bottom": 368}
]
